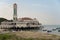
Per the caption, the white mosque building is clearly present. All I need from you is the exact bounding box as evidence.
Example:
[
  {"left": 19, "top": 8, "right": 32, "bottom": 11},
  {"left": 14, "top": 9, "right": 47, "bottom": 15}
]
[{"left": 0, "top": 3, "right": 43, "bottom": 31}]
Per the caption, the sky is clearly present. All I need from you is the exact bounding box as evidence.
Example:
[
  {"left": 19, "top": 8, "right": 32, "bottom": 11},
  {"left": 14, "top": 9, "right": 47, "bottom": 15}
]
[{"left": 0, "top": 0, "right": 60, "bottom": 25}]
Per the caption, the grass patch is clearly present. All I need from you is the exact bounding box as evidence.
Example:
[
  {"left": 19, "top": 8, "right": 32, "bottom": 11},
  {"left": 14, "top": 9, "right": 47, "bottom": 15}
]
[
  {"left": 0, "top": 33, "right": 18, "bottom": 40},
  {"left": 0, "top": 33, "right": 60, "bottom": 40}
]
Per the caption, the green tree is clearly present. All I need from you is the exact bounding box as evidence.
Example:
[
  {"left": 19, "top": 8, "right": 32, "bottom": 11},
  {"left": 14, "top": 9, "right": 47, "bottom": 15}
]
[{"left": 0, "top": 18, "right": 7, "bottom": 24}]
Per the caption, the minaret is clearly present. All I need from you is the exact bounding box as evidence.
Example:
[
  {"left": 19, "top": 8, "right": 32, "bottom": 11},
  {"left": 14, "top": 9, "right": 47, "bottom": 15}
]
[{"left": 13, "top": 3, "right": 17, "bottom": 22}]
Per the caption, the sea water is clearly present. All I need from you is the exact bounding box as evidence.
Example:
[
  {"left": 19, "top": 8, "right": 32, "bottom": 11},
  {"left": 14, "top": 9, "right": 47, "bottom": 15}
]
[{"left": 40, "top": 25, "right": 60, "bottom": 35}]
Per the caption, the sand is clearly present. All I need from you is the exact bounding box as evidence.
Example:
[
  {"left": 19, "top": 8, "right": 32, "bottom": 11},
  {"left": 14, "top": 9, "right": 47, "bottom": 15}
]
[{"left": 11, "top": 31, "right": 60, "bottom": 40}]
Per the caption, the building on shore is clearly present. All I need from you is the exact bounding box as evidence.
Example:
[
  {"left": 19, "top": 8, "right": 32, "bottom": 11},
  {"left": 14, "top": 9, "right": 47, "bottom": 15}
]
[{"left": 0, "top": 3, "right": 43, "bottom": 31}]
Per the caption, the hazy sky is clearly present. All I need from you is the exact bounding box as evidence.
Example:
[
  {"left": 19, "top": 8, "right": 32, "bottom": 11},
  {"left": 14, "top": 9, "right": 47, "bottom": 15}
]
[{"left": 0, "top": 0, "right": 60, "bottom": 25}]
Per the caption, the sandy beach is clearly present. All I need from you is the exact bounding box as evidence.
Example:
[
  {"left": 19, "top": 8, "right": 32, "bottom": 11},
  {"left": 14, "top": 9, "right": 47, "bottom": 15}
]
[{"left": 10, "top": 31, "right": 60, "bottom": 40}]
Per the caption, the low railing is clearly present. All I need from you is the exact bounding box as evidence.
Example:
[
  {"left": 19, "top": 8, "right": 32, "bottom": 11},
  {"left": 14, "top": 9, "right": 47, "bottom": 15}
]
[{"left": 0, "top": 25, "right": 43, "bottom": 29}]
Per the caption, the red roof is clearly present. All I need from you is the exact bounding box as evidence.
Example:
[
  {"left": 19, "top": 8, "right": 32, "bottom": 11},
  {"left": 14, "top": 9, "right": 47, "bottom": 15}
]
[{"left": 18, "top": 17, "right": 33, "bottom": 21}]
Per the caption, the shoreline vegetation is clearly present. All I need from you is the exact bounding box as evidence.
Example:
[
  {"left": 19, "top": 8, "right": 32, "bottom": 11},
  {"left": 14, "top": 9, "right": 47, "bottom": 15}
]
[{"left": 0, "top": 31, "right": 60, "bottom": 40}]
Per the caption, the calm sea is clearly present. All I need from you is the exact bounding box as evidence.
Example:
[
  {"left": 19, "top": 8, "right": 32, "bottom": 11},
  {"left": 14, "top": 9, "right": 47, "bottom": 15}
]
[{"left": 40, "top": 25, "right": 60, "bottom": 35}]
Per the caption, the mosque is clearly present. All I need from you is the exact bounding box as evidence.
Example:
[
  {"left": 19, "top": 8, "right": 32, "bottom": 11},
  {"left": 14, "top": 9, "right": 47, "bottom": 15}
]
[{"left": 0, "top": 3, "right": 43, "bottom": 31}]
